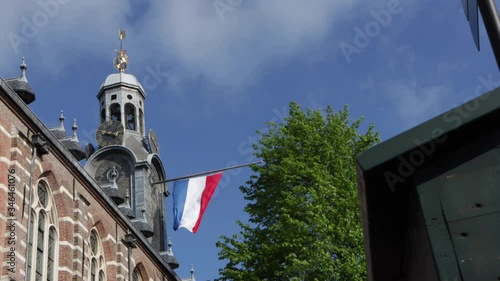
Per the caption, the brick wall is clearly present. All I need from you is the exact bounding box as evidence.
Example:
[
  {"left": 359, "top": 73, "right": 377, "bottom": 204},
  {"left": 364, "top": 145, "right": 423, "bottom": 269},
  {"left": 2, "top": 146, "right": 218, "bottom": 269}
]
[{"left": 0, "top": 81, "right": 179, "bottom": 281}]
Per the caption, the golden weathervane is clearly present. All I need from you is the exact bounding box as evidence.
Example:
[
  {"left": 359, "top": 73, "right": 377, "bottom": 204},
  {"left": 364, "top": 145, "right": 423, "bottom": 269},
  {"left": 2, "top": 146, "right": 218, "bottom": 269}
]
[{"left": 114, "top": 29, "right": 128, "bottom": 73}]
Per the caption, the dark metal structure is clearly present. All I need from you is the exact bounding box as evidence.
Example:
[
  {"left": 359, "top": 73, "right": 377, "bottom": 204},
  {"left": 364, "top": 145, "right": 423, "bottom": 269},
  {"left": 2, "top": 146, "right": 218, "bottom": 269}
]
[
  {"left": 356, "top": 86, "right": 500, "bottom": 280},
  {"left": 463, "top": 0, "right": 500, "bottom": 70}
]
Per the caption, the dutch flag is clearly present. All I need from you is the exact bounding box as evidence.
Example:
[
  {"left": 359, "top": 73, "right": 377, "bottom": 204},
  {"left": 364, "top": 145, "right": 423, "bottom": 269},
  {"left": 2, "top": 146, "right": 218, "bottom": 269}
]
[{"left": 172, "top": 173, "right": 223, "bottom": 233}]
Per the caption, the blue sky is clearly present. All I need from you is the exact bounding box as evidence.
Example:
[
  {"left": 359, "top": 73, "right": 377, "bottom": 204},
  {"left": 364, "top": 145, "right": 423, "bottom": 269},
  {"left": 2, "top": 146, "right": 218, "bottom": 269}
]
[{"left": 1, "top": 0, "right": 500, "bottom": 279}]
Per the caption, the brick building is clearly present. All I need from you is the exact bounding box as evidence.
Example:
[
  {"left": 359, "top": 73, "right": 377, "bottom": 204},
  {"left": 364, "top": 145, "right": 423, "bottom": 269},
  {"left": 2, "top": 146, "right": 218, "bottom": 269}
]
[{"left": 0, "top": 48, "right": 184, "bottom": 280}]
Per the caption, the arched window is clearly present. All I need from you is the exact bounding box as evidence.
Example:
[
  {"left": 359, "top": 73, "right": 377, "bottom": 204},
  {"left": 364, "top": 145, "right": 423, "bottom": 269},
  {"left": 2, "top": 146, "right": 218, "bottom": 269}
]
[
  {"left": 132, "top": 267, "right": 143, "bottom": 281},
  {"left": 139, "top": 109, "right": 144, "bottom": 135},
  {"left": 88, "top": 229, "right": 107, "bottom": 281},
  {"left": 26, "top": 181, "right": 58, "bottom": 281},
  {"left": 109, "top": 103, "right": 121, "bottom": 122},
  {"left": 101, "top": 109, "right": 106, "bottom": 123},
  {"left": 125, "top": 103, "right": 136, "bottom": 131}
]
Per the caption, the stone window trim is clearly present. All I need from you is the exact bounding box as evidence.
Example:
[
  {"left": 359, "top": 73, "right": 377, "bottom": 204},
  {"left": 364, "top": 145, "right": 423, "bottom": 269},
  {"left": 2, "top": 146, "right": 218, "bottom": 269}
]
[
  {"left": 139, "top": 108, "right": 144, "bottom": 136},
  {"left": 132, "top": 265, "right": 144, "bottom": 281},
  {"left": 87, "top": 228, "right": 107, "bottom": 281},
  {"left": 125, "top": 103, "right": 136, "bottom": 131},
  {"left": 26, "top": 179, "right": 59, "bottom": 281},
  {"left": 110, "top": 103, "right": 121, "bottom": 122}
]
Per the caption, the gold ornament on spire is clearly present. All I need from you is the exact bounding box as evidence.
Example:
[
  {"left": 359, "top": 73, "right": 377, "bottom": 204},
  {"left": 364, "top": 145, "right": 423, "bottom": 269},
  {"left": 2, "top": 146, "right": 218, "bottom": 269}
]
[
  {"left": 114, "top": 29, "right": 128, "bottom": 73},
  {"left": 119, "top": 29, "right": 126, "bottom": 41}
]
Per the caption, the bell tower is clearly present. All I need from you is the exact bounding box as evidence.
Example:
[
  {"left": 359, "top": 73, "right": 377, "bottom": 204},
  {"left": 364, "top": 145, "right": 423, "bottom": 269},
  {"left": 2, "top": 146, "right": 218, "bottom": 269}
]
[
  {"left": 98, "top": 29, "right": 146, "bottom": 140},
  {"left": 85, "top": 30, "right": 168, "bottom": 252}
]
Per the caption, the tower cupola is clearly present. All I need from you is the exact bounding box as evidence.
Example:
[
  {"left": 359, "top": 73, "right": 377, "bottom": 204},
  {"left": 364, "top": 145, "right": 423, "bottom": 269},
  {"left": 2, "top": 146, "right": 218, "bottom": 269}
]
[
  {"left": 97, "top": 29, "right": 146, "bottom": 141},
  {"left": 85, "top": 30, "right": 167, "bottom": 253},
  {"left": 5, "top": 57, "right": 35, "bottom": 104}
]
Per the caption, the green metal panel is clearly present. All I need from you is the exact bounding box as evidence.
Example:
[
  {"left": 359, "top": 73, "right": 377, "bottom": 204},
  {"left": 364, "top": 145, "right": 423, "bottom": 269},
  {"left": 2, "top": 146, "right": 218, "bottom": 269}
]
[
  {"left": 418, "top": 181, "right": 463, "bottom": 281},
  {"left": 440, "top": 148, "right": 500, "bottom": 223},
  {"left": 357, "top": 87, "right": 500, "bottom": 172},
  {"left": 448, "top": 213, "right": 500, "bottom": 280},
  {"left": 440, "top": 147, "right": 500, "bottom": 280},
  {"left": 418, "top": 147, "right": 500, "bottom": 281},
  {"left": 355, "top": 86, "right": 500, "bottom": 281}
]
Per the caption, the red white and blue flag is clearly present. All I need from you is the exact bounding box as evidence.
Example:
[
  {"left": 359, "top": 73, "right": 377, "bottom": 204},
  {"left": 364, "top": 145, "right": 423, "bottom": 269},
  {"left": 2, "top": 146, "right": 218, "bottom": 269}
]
[{"left": 172, "top": 173, "right": 223, "bottom": 233}]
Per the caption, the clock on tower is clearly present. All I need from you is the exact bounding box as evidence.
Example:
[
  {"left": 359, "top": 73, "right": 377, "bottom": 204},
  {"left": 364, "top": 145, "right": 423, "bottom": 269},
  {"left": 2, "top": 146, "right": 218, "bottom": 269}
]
[{"left": 84, "top": 32, "right": 168, "bottom": 252}]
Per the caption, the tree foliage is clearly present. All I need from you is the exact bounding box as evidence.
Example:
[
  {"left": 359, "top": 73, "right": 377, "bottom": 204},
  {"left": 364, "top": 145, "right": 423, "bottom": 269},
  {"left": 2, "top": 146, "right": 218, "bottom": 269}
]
[{"left": 216, "top": 102, "right": 379, "bottom": 281}]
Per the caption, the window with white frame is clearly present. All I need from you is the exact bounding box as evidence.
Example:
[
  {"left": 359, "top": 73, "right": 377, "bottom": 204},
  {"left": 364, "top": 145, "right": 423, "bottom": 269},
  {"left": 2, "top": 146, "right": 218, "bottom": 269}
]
[
  {"left": 88, "top": 229, "right": 107, "bottom": 281},
  {"left": 26, "top": 181, "right": 58, "bottom": 281}
]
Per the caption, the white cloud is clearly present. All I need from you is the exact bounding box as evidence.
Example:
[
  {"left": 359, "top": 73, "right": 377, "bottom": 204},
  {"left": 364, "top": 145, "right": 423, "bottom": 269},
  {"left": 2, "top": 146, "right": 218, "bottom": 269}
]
[
  {"left": 139, "top": 0, "right": 362, "bottom": 88},
  {"left": 0, "top": 0, "right": 129, "bottom": 75},
  {"left": 0, "top": 0, "right": 363, "bottom": 88},
  {"left": 359, "top": 45, "right": 455, "bottom": 129},
  {"left": 386, "top": 82, "right": 451, "bottom": 127}
]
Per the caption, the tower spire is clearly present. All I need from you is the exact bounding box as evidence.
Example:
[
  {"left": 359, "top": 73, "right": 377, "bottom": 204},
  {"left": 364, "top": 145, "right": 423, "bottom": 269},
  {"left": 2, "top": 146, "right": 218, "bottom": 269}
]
[
  {"left": 71, "top": 118, "right": 79, "bottom": 141},
  {"left": 190, "top": 264, "right": 196, "bottom": 280},
  {"left": 19, "top": 57, "right": 28, "bottom": 83},
  {"left": 114, "top": 29, "right": 128, "bottom": 73},
  {"left": 59, "top": 110, "right": 65, "bottom": 129},
  {"left": 167, "top": 238, "right": 175, "bottom": 256}
]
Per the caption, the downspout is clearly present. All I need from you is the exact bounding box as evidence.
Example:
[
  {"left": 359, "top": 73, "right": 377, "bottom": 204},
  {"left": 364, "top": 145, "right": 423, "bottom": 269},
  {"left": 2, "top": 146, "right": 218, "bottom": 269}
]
[
  {"left": 123, "top": 230, "right": 137, "bottom": 280},
  {"left": 128, "top": 240, "right": 132, "bottom": 281}
]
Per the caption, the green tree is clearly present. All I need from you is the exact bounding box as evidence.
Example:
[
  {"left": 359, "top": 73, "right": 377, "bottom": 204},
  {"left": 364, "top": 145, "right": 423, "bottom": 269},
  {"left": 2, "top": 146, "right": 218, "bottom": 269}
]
[{"left": 216, "top": 102, "right": 379, "bottom": 281}]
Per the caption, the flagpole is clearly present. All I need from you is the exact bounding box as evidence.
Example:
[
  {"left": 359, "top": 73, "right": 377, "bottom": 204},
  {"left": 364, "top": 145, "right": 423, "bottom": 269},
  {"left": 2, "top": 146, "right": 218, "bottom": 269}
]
[
  {"left": 479, "top": 0, "right": 500, "bottom": 70},
  {"left": 152, "top": 160, "right": 263, "bottom": 186}
]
